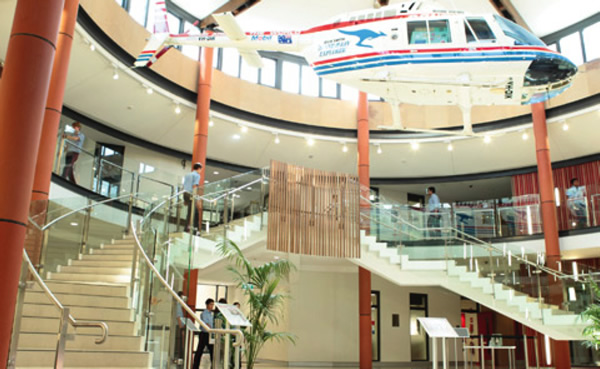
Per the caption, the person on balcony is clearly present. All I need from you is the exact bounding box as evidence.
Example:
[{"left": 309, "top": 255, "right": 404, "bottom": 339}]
[
  {"left": 183, "top": 162, "right": 203, "bottom": 232},
  {"left": 427, "top": 186, "right": 441, "bottom": 237},
  {"left": 566, "top": 177, "right": 587, "bottom": 228},
  {"left": 61, "top": 122, "right": 85, "bottom": 184}
]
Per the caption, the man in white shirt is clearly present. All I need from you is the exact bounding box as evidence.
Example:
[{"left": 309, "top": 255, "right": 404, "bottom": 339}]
[
  {"left": 183, "top": 163, "right": 203, "bottom": 232},
  {"left": 427, "top": 186, "right": 441, "bottom": 237},
  {"left": 566, "top": 177, "right": 587, "bottom": 228}
]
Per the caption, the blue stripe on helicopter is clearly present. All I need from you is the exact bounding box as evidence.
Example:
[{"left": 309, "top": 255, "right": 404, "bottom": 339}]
[
  {"left": 313, "top": 50, "right": 552, "bottom": 72},
  {"left": 316, "top": 55, "right": 539, "bottom": 76}
]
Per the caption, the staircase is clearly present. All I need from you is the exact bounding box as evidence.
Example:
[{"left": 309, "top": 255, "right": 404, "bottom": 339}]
[
  {"left": 16, "top": 239, "right": 152, "bottom": 368},
  {"left": 355, "top": 230, "right": 589, "bottom": 340}
]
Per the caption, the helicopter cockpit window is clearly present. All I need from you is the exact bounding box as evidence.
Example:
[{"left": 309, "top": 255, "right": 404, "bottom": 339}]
[
  {"left": 408, "top": 20, "right": 451, "bottom": 44},
  {"left": 429, "top": 20, "right": 451, "bottom": 43},
  {"left": 493, "top": 15, "right": 545, "bottom": 46},
  {"left": 466, "top": 18, "right": 496, "bottom": 42}
]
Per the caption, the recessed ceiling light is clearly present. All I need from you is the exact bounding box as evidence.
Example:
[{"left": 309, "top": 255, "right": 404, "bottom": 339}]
[
  {"left": 410, "top": 142, "right": 419, "bottom": 150},
  {"left": 247, "top": 187, "right": 252, "bottom": 190},
  {"left": 146, "top": 87, "right": 153, "bottom": 95},
  {"left": 377, "top": 145, "right": 382, "bottom": 154},
  {"left": 70, "top": 222, "right": 78, "bottom": 226},
  {"left": 233, "top": 134, "right": 241, "bottom": 140},
  {"left": 240, "top": 125, "right": 248, "bottom": 133},
  {"left": 483, "top": 135, "right": 491, "bottom": 144},
  {"left": 89, "top": 43, "right": 95, "bottom": 51},
  {"left": 307, "top": 137, "right": 315, "bottom": 146},
  {"left": 274, "top": 134, "right": 280, "bottom": 144},
  {"left": 521, "top": 131, "right": 528, "bottom": 140},
  {"left": 204, "top": 180, "right": 209, "bottom": 184},
  {"left": 342, "top": 143, "right": 348, "bottom": 153},
  {"left": 174, "top": 104, "right": 181, "bottom": 115},
  {"left": 209, "top": 120, "right": 214, "bottom": 127},
  {"left": 562, "top": 122, "right": 569, "bottom": 131},
  {"left": 213, "top": 171, "right": 219, "bottom": 175},
  {"left": 447, "top": 143, "right": 453, "bottom": 151},
  {"left": 112, "top": 70, "right": 119, "bottom": 80}
]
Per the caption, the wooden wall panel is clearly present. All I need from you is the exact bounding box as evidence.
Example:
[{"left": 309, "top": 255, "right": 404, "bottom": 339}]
[{"left": 267, "top": 161, "right": 360, "bottom": 258}]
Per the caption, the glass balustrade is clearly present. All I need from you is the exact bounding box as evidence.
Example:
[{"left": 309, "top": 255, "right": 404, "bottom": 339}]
[{"left": 131, "top": 168, "right": 266, "bottom": 367}]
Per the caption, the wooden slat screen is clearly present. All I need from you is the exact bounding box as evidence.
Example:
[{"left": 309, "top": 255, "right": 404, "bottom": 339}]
[{"left": 267, "top": 161, "right": 361, "bottom": 258}]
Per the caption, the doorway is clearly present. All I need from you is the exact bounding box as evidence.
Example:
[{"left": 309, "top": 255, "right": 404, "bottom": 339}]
[{"left": 410, "top": 293, "right": 429, "bottom": 361}]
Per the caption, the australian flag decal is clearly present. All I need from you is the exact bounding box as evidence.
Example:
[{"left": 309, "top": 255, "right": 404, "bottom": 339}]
[{"left": 278, "top": 34, "right": 293, "bottom": 44}]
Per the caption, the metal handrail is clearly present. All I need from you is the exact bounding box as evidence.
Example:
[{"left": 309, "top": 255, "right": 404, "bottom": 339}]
[
  {"left": 130, "top": 222, "right": 244, "bottom": 346},
  {"left": 98, "top": 158, "right": 136, "bottom": 176},
  {"left": 22, "top": 249, "right": 108, "bottom": 344},
  {"left": 360, "top": 195, "right": 578, "bottom": 281},
  {"left": 38, "top": 193, "right": 132, "bottom": 231},
  {"left": 62, "top": 139, "right": 96, "bottom": 158},
  {"left": 142, "top": 177, "right": 265, "bottom": 224}
]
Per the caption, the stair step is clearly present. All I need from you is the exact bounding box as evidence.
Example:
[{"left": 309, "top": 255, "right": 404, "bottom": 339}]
[
  {"left": 48, "top": 272, "right": 131, "bottom": 284},
  {"left": 25, "top": 290, "right": 130, "bottom": 309},
  {"left": 21, "top": 316, "right": 136, "bottom": 336},
  {"left": 102, "top": 244, "right": 135, "bottom": 250},
  {"left": 23, "top": 303, "right": 134, "bottom": 322},
  {"left": 111, "top": 239, "right": 137, "bottom": 246},
  {"left": 18, "top": 332, "right": 143, "bottom": 351},
  {"left": 34, "top": 280, "right": 130, "bottom": 297},
  {"left": 90, "top": 249, "right": 134, "bottom": 256},
  {"left": 69, "top": 260, "right": 133, "bottom": 268},
  {"left": 59, "top": 266, "right": 132, "bottom": 275},
  {"left": 80, "top": 254, "right": 133, "bottom": 262},
  {"left": 15, "top": 349, "right": 152, "bottom": 367}
]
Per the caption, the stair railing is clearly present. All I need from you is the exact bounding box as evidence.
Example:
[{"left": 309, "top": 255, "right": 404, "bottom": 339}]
[
  {"left": 7, "top": 249, "right": 109, "bottom": 369},
  {"left": 359, "top": 195, "right": 599, "bottom": 321}
]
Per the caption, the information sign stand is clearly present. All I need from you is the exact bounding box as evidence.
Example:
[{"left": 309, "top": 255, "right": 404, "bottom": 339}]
[
  {"left": 417, "top": 318, "right": 460, "bottom": 369},
  {"left": 182, "top": 318, "right": 200, "bottom": 369},
  {"left": 215, "top": 303, "right": 252, "bottom": 369},
  {"left": 454, "top": 327, "right": 470, "bottom": 369}
]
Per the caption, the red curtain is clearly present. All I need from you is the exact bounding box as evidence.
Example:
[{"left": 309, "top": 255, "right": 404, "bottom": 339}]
[{"left": 511, "top": 160, "right": 600, "bottom": 230}]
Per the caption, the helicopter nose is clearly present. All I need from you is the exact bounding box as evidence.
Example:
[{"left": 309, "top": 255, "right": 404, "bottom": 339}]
[{"left": 524, "top": 54, "right": 578, "bottom": 87}]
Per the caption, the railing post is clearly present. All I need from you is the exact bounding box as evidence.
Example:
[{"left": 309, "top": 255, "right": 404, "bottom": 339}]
[
  {"left": 223, "top": 195, "right": 229, "bottom": 241},
  {"left": 130, "top": 221, "right": 139, "bottom": 300},
  {"left": 126, "top": 193, "right": 134, "bottom": 236},
  {"left": 94, "top": 158, "right": 103, "bottom": 193},
  {"left": 535, "top": 270, "right": 543, "bottom": 312},
  {"left": 175, "top": 187, "right": 182, "bottom": 233},
  {"left": 54, "top": 135, "right": 66, "bottom": 174},
  {"left": 259, "top": 169, "right": 266, "bottom": 230},
  {"left": 55, "top": 307, "right": 70, "bottom": 369},
  {"left": 80, "top": 198, "right": 93, "bottom": 255},
  {"left": 7, "top": 260, "right": 29, "bottom": 369}
]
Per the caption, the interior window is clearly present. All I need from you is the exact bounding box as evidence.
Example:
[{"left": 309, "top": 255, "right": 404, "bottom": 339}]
[
  {"left": 408, "top": 21, "right": 428, "bottom": 44},
  {"left": 429, "top": 20, "right": 451, "bottom": 43},
  {"left": 384, "top": 10, "right": 396, "bottom": 17},
  {"left": 467, "top": 18, "right": 496, "bottom": 41}
]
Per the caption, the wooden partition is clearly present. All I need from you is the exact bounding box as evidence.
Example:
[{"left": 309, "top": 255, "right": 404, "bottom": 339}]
[{"left": 267, "top": 161, "right": 361, "bottom": 258}]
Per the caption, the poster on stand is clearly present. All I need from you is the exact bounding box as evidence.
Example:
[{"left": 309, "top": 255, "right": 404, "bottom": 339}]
[{"left": 216, "top": 303, "right": 252, "bottom": 327}]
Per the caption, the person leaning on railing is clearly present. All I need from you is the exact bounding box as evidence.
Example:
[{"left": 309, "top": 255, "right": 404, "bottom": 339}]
[
  {"left": 183, "top": 162, "right": 203, "bottom": 232},
  {"left": 62, "top": 122, "right": 85, "bottom": 184}
]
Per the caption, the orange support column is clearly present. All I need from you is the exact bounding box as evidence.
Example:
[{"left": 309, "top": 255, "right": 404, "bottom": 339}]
[
  {"left": 357, "top": 91, "right": 372, "bottom": 369},
  {"left": 29, "top": 0, "right": 80, "bottom": 265},
  {"left": 192, "top": 47, "right": 213, "bottom": 228},
  {"left": 0, "top": 0, "right": 64, "bottom": 363},
  {"left": 531, "top": 102, "right": 571, "bottom": 369},
  {"left": 192, "top": 47, "right": 213, "bottom": 181}
]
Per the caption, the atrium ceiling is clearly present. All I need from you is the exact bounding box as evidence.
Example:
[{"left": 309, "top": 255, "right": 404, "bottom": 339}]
[
  {"left": 173, "top": 0, "right": 600, "bottom": 37},
  {"left": 0, "top": 0, "right": 599, "bottom": 179}
]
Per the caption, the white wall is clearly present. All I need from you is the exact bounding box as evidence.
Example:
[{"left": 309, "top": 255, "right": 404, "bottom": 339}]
[
  {"left": 251, "top": 265, "right": 462, "bottom": 365},
  {"left": 378, "top": 187, "right": 408, "bottom": 204}
]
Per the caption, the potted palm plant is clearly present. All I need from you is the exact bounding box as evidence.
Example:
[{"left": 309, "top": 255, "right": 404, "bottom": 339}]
[
  {"left": 218, "top": 239, "right": 296, "bottom": 369},
  {"left": 581, "top": 280, "right": 600, "bottom": 347}
]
